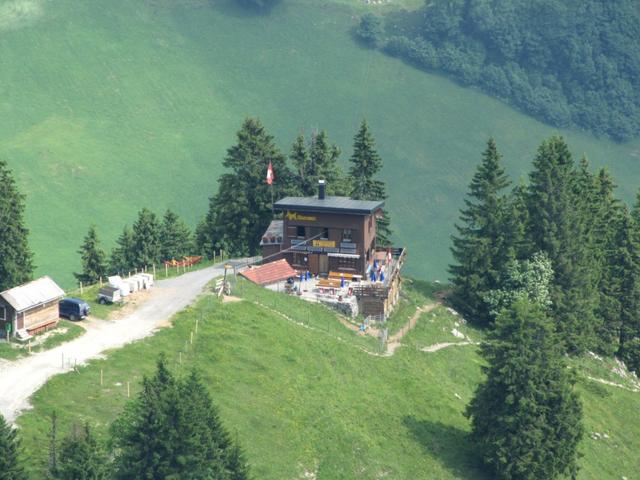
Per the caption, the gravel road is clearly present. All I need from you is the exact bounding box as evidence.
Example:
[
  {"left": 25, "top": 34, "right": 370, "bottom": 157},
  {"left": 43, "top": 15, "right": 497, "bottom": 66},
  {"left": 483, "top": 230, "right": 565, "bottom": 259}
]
[{"left": 0, "top": 263, "right": 226, "bottom": 422}]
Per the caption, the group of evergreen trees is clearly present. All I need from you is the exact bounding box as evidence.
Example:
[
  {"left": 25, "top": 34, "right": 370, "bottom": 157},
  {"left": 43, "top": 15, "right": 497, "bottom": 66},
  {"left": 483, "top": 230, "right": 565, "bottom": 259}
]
[
  {"left": 359, "top": 0, "right": 640, "bottom": 141},
  {"left": 196, "top": 118, "right": 392, "bottom": 258},
  {"left": 450, "top": 135, "right": 640, "bottom": 366},
  {"left": 75, "top": 209, "right": 193, "bottom": 284},
  {"left": 451, "top": 135, "right": 640, "bottom": 478},
  {"left": 0, "top": 356, "right": 249, "bottom": 480}
]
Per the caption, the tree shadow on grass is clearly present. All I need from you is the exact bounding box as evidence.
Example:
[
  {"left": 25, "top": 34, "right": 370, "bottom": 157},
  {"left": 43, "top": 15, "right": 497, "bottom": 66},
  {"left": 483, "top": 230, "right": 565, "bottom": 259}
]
[
  {"left": 212, "top": 0, "right": 283, "bottom": 18},
  {"left": 403, "top": 416, "right": 490, "bottom": 479}
]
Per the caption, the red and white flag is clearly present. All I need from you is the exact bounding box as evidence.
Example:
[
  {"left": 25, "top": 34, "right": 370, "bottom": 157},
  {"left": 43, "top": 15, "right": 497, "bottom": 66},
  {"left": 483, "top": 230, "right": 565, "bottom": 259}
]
[{"left": 266, "top": 161, "right": 274, "bottom": 185}]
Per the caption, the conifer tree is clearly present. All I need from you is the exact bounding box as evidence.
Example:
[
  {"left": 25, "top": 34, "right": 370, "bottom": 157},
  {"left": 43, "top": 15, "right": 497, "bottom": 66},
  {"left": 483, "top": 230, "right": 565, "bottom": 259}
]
[
  {"left": 131, "top": 208, "right": 162, "bottom": 268},
  {"left": 309, "top": 130, "right": 346, "bottom": 195},
  {"left": 74, "top": 226, "right": 107, "bottom": 285},
  {"left": 111, "top": 354, "right": 182, "bottom": 479},
  {"left": 348, "top": 120, "right": 393, "bottom": 246},
  {"left": 109, "top": 226, "right": 135, "bottom": 274},
  {"left": 204, "top": 118, "right": 294, "bottom": 256},
  {"left": 466, "top": 299, "right": 583, "bottom": 480},
  {"left": 160, "top": 209, "right": 192, "bottom": 261},
  {"left": 0, "top": 413, "right": 27, "bottom": 480},
  {"left": 591, "top": 168, "right": 624, "bottom": 354},
  {"left": 55, "top": 423, "right": 110, "bottom": 480},
  {"left": 290, "top": 133, "right": 313, "bottom": 196},
  {"left": 0, "top": 160, "right": 33, "bottom": 291},
  {"left": 449, "top": 138, "right": 512, "bottom": 326},
  {"left": 615, "top": 210, "right": 640, "bottom": 374},
  {"left": 526, "top": 136, "right": 597, "bottom": 353}
]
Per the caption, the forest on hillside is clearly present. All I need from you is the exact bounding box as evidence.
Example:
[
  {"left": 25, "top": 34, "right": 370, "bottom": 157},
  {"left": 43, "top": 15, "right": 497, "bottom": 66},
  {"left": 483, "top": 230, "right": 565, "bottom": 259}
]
[{"left": 359, "top": 0, "right": 640, "bottom": 141}]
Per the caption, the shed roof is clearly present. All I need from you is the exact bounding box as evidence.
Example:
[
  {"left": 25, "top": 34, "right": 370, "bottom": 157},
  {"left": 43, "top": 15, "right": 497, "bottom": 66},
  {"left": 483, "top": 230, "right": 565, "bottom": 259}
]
[
  {"left": 260, "top": 220, "right": 284, "bottom": 246},
  {"left": 240, "top": 259, "right": 297, "bottom": 286},
  {"left": 0, "top": 276, "right": 65, "bottom": 312},
  {"left": 274, "top": 196, "right": 383, "bottom": 215}
]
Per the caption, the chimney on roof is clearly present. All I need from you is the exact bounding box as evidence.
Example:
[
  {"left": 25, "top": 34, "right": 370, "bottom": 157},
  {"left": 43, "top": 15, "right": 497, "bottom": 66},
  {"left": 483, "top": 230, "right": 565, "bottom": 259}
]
[{"left": 318, "top": 179, "right": 326, "bottom": 200}]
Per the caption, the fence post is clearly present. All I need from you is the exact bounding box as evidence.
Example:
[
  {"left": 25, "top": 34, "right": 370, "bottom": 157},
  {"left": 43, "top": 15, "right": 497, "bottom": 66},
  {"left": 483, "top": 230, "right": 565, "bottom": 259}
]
[
  {"left": 79, "top": 282, "right": 83, "bottom": 294},
  {"left": 153, "top": 264, "right": 156, "bottom": 277},
  {"left": 127, "top": 382, "right": 130, "bottom": 398},
  {"left": 165, "top": 263, "right": 168, "bottom": 278},
  {"left": 100, "top": 369, "right": 103, "bottom": 387}
]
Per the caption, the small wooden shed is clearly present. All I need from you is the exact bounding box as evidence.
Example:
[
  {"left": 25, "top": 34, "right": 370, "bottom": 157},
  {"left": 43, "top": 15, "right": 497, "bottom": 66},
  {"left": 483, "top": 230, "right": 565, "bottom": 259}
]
[{"left": 0, "top": 276, "right": 65, "bottom": 338}]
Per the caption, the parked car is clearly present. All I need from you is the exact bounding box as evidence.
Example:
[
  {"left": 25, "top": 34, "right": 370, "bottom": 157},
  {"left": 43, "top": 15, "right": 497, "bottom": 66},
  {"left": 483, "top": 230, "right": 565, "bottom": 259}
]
[
  {"left": 59, "top": 297, "right": 90, "bottom": 321},
  {"left": 97, "top": 286, "right": 122, "bottom": 305}
]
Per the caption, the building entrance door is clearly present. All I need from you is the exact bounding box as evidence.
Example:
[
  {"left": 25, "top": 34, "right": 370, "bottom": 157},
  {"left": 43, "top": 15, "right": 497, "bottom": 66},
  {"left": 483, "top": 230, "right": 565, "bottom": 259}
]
[
  {"left": 309, "top": 254, "right": 319, "bottom": 275},
  {"left": 319, "top": 255, "right": 329, "bottom": 275}
]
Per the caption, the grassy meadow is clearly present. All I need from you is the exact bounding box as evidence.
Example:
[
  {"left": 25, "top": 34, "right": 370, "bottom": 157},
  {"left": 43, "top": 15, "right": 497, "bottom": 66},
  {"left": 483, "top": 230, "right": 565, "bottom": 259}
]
[
  {"left": 1, "top": 0, "right": 640, "bottom": 289},
  {"left": 15, "top": 278, "right": 640, "bottom": 479}
]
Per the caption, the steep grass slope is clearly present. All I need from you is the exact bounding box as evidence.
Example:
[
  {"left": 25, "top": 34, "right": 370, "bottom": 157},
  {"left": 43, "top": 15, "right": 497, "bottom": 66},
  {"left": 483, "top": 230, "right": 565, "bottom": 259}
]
[
  {"left": 16, "top": 279, "right": 640, "bottom": 479},
  {"left": 1, "top": 0, "right": 640, "bottom": 288}
]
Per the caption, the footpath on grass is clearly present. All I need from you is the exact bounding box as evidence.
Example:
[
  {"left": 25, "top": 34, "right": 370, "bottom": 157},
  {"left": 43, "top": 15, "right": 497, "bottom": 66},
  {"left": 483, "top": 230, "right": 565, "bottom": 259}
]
[{"left": 0, "top": 262, "right": 228, "bottom": 423}]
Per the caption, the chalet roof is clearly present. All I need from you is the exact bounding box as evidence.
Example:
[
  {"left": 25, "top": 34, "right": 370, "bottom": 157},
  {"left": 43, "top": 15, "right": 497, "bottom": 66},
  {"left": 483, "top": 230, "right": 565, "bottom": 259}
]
[
  {"left": 240, "top": 259, "right": 297, "bottom": 286},
  {"left": 260, "top": 220, "right": 284, "bottom": 246},
  {"left": 274, "top": 196, "right": 383, "bottom": 215},
  {"left": 0, "top": 276, "right": 65, "bottom": 312}
]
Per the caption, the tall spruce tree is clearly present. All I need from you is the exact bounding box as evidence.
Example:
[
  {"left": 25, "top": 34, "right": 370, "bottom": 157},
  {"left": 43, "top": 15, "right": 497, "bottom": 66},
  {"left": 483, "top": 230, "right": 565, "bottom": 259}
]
[
  {"left": 74, "top": 226, "right": 107, "bottom": 285},
  {"left": 290, "top": 133, "right": 313, "bottom": 196},
  {"left": 160, "top": 209, "right": 192, "bottom": 261},
  {"left": 348, "top": 120, "right": 393, "bottom": 246},
  {"left": 131, "top": 208, "right": 162, "bottom": 268},
  {"left": 0, "top": 413, "right": 27, "bottom": 480},
  {"left": 109, "top": 226, "right": 135, "bottom": 274},
  {"left": 526, "top": 136, "right": 598, "bottom": 353},
  {"left": 591, "top": 168, "right": 624, "bottom": 354},
  {"left": 466, "top": 299, "right": 583, "bottom": 480},
  {"left": 204, "top": 118, "right": 294, "bottom": 256},
  {"left": 111, "top": 354, "right": 183, "bottom": 479},
  {"left": 0, "top": 160, "right": 33, "bottom": 291},
  {"left": 449, "top": 139, "right": 512, "bottom": 326},
  {"left": 55, "top": 423, "right": 110, "bottom": 480},
  {"left": 309, "top": 130, "right": 347, "bottom": 195},
  {"left": 615, "top": 209, "right": 640, "bottom": 374}
]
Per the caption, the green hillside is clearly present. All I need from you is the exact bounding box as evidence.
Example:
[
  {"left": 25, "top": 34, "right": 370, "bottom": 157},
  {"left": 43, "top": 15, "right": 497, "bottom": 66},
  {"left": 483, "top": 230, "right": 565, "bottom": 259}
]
[
  {"left": 16, "top": 278, "right": 640, "bottom": 479},
  {"left": 1, "top": 0, "right": 640, "bottom": 288}
]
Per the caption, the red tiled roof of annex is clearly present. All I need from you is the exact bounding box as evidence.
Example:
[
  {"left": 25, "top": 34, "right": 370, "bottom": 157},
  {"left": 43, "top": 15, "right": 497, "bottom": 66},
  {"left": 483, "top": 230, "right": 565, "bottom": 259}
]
[{"left": 240, "top": 259, "right": 297, "bottom": 286}]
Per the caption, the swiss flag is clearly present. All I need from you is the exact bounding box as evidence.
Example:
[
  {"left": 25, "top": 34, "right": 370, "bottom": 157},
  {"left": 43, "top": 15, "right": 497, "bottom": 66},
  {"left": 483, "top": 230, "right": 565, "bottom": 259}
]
[{"left": 266, "top": 161, "right": 274, "bottom": 185}]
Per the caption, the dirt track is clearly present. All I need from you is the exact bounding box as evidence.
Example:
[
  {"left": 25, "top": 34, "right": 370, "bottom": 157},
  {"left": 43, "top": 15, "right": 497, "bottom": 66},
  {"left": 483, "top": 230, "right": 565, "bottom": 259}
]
[{"left": 0, "top": 264, "right": 225, "bottom": 422}]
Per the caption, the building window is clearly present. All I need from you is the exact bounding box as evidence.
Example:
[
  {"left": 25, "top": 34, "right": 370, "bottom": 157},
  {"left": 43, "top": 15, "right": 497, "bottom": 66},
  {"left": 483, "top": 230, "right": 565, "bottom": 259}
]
[
  {"left": 0, "top": 306, "right": 5, "bottom": 321},
  {"left": 296, "top": 226, "right": 305, "bottom": 238},
  {"left": 338, "top": 257, "right": 358, "bottom": 271},
  {"left": 287, "top": 226, "right": 298, "bottom": 238},
  {"left": 322, "top": 227, "right": 329, "bottom": 240},
  {"left": 342, "top": 229, "right": 352, "bottom": 242},
  {"left": 292, "top": 253, "right": 308, "bottom": 267}
]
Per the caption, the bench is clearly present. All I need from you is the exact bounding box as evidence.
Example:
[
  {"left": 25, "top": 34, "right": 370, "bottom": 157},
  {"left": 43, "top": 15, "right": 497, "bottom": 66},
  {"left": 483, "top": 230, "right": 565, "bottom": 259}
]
[
  {"left": 328, "top": 271, "right": 356, "bottom": 281},
  {"left": 317, "top": 278, "right": 342, "bottom": 289}
]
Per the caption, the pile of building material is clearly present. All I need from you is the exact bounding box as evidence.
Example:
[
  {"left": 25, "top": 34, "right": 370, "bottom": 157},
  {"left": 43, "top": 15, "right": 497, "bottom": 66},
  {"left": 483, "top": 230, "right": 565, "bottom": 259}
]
[{"left": 107, "top": 274, "right": 154, "bottom": 298}]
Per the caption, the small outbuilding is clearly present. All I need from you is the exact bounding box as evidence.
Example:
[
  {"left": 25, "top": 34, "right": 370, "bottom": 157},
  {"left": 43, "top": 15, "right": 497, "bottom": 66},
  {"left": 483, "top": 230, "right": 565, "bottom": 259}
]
[
  {"left": 240, "top": 259, "right": 297, "bottom": 286},
  {"left": 0, "top": 276, "right": 65, "bottom": 338}
]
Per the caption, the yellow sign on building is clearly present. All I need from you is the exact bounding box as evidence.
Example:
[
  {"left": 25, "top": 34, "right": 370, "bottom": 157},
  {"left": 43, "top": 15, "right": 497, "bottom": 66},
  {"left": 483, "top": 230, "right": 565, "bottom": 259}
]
[
  {"left": 312, "top": 240, "right": 336, "bottom": 248},
  {"left": 286, "top": 211, "right": 317, "bottom": 222}
]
